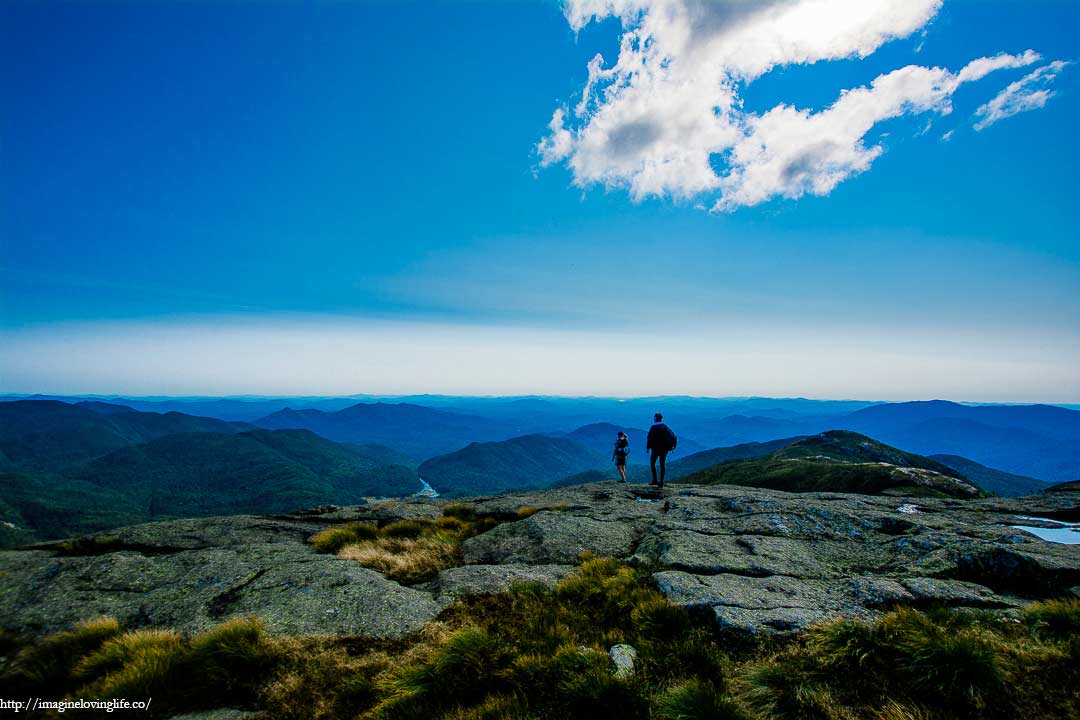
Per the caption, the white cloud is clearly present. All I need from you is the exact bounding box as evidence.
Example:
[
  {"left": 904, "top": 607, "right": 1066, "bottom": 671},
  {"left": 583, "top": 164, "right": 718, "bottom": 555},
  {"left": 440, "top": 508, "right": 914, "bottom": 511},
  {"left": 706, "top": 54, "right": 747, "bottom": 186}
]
[
  {"left": 956, "top": 49, "right": 1041, "bottom": 84},
  {"left": 539, "top": 0, "right": 1054, "bottom": 210},
  {"left": 974, "top": 60, "right": 1071, "bottom": 131},
  {"left": 537, "top": 108, "right": 574, "bottom": 166}
]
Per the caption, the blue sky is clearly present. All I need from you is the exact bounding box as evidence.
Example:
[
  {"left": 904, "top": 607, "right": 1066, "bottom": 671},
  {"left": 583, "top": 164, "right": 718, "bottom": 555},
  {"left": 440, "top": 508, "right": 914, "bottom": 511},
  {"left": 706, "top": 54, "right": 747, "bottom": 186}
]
[{"left": 1, "top": 0, "right": 1077, "bottom": 400}]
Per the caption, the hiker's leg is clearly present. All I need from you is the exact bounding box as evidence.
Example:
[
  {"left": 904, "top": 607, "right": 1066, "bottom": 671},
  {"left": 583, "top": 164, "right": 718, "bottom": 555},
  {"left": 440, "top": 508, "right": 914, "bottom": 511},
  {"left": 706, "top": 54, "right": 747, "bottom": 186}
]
[
  {"left": 618, "top": 464, "right": 627, "bottom": 482},
  {"left": 659, "top": 452, "right": 667, "bottom": 485},
  {"left": 650, "top": 452, "right": 659, "bottom": 483}
]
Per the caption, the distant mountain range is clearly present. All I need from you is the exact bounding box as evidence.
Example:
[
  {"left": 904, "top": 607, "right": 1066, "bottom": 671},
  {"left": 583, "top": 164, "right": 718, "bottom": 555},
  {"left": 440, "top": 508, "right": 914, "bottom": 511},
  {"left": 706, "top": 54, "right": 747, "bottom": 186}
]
[
  {"left": 0, "top": 400, "right": 249, "bottom": 473},
  {"left": 837, "top": 401, "right": 1080, "bottom": 482},
  {"left": 1, "top": 396, "right": 1075, "bottom": 545},
  {"left": 5, "top": 395, "right": 1078, "bottom": 482},
  {"left": 254, "top": 402, "right": 517, "bottom": 461},
  {"left": 549, "top": 422, "right": 706, "bottom": 457},
  {"left": 643, "top": 400, "right": 1080, "bottom": 483}
]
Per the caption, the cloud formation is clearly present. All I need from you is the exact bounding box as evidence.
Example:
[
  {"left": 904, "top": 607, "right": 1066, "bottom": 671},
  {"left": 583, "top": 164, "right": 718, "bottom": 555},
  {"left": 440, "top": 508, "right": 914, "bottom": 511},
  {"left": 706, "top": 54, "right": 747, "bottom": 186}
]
[
  {"left": 974, "top": 60, "right": 1071, "bottom": 131},
  {"left": 539, "top": 0, "right": 1059, "bottom": 210}
]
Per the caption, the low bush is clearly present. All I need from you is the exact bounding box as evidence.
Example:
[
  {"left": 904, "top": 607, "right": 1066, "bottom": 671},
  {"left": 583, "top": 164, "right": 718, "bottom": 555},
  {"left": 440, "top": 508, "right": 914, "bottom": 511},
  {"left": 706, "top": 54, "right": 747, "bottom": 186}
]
[
  {"left": 657, "top": 679, "right": 750, "bottom": 720},
  {"left": 1025, "top": 597, "right": 1080, "bottom": 640},
  {"left": 73, "top": 628, "right": 186, "bottom": 699},
  {"left": 2, "top": 616, "right": 120, "bottom": 695}
]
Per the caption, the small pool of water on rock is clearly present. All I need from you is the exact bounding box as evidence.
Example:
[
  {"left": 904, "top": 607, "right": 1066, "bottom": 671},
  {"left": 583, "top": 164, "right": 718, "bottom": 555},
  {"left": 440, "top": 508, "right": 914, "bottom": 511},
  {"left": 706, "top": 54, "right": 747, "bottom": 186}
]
[{"left": 1011, "top": 516, "right": 1080, "bottom": 544}]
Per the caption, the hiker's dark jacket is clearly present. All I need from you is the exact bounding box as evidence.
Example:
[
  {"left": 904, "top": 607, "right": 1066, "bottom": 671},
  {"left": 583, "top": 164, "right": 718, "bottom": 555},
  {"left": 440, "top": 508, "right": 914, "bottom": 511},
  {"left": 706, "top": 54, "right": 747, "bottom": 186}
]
[{"left": 646, "top": 423, "right": 677, "bottom": 453}]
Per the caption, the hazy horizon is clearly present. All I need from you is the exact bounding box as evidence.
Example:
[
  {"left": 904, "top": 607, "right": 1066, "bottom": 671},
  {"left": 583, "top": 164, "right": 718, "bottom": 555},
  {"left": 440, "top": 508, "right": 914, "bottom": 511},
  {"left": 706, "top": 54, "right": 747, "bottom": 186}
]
[{"left": 4, "top": 388, "right": 1079, "bottom": 410}]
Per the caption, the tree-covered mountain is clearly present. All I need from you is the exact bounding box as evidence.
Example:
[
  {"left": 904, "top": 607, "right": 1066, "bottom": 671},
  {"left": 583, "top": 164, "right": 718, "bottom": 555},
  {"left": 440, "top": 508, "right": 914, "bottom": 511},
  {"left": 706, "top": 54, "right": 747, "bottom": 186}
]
[
  {"left": 417, "top": 434, "right": 606, "bottom": 496},
  {"left": 255, "top": 402, "right": 514, "bottom": 461},
  {"left": 68, "top": 429, "right": 420, "bottom": 518},
  {"left": 0, "top": 471, "right": 145, "bottom": 546},
  {"left": 0, "top": 400, "right": 249, "bottom": 474},
  {"left": 928, "top": 454, "right": 1049, "bottom": 497},
  {"left": 679, "top": 431, "right": 982, "bottom": 498},
  {"left": 0, "top": 401, "right": 428, "bottom": 546}
]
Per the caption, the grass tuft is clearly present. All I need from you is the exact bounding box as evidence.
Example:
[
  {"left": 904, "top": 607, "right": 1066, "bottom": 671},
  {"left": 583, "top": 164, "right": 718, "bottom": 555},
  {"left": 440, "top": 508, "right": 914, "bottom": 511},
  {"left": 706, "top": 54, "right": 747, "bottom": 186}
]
[
  {"left": 186, "top": 616, "right": 277, "bottom": 699},
  {"left": 53, "top": 535, "right": 123, "bottom": 556},
  {"left": 310, "top": 522, "right": 378, "bottom": 553},
  {"left": 73, "top": 628, "right": 185, "bottom": 698},
  {"left": 380, "top": 519, "right": 428, "bottom": 539},
  {"left": 657, "top": 679, "right": 750, "bottom": 720},
  {"left": 340, "top": 535, "right": 462, "bottom": 584},
  {"left": 317, "top": 505, "right": 508, "bottom": 584},
  {"left": 3, "top": 616, "right": 120, "bottom": 694},
  {"left": 1025, "top": 598, "right": 1080, "bottom": 640}
]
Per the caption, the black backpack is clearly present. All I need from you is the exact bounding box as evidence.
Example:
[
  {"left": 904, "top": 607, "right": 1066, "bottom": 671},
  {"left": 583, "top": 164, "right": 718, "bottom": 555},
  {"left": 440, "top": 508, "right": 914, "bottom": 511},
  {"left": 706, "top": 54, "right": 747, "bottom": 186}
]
[{"left": 664, "top": 426, "right": 678, "bottom": 451}]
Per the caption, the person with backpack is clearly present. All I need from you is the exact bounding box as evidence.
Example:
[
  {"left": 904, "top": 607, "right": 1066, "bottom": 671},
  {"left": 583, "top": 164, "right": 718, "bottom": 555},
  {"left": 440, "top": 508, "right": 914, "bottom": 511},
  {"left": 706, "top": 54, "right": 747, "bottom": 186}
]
[
  {"left": 612, "top": 431, "right": 630, "bottom": 483},
  {"left": 646, "top": 412, "right": 677, "bottom": 488}
]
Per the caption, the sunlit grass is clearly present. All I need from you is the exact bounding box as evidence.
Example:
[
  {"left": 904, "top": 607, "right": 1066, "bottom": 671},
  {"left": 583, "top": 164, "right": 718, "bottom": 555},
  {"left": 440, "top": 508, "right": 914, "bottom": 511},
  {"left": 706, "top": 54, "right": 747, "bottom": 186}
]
[
  {"left": 314, "top": 504, "right": 504, "bottom": 584},
  {"left": 3, "top": 567, "right": 1078, "bottom": 719},
  {"left": 340, "top": 534, "right": 462, "bottom": 584}
]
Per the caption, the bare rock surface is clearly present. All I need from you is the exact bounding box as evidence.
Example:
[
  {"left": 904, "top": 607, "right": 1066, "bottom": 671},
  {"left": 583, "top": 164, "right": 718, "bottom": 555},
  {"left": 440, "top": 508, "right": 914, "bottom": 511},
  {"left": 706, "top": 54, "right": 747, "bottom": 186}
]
[{"left": 1, "top": 482, "right": 1077, "bottom": 638}]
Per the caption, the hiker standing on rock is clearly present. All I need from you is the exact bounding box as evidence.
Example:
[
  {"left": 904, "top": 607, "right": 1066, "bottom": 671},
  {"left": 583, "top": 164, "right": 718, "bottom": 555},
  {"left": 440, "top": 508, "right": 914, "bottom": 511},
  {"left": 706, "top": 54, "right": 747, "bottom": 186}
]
[
  {"left": 612, "top": 431, "right": 630, "bottom": 483},
  {"left": 646, "top": 413, "right": 677, "bottom": 488}
]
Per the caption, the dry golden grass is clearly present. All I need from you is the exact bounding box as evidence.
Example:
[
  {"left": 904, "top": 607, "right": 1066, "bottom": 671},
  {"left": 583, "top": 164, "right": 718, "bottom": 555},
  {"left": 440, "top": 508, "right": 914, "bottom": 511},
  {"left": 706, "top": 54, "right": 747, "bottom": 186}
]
[
  {"left": 261, "top": 637, "right": 393, "bottom": 720},
  {"left": 339, "top": 535, "right": 462, "bottom": 584},
  {"left": 310, "top": 522, "right": 378, "bottom": 553},
  {"left": 875, "top": 701, "right": 934, "bottom": 720}
]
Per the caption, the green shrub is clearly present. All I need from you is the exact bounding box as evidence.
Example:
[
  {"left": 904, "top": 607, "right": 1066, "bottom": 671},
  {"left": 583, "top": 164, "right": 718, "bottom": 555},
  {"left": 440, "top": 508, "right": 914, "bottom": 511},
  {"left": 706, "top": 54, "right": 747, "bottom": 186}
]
[
  {"left": 186, "top": 617, "right": 277, "bottom": 700},
  {"left": 743, "top": 654, "right": 848, "bottom": 720},
  {"left": 260, "top": 637, "right": 391, "bottom": 720},
  {"left": 0, "top": 628, "right": 19, "bottom": 658},
  {"left": 372, "top": 627, "right": 511, "bottom": 718},
  {"left": 380, "top": 519, "right": 427, "bottom": 539},
  {"left": 54, "top": 535, "right": 122, "bottom": 556},
  {"left": 442, "top": 503, "right": 479, "bottom": 521},
  {"left": 632, "top": 597, "right": 692, "bottom": 640},
  {"left": 3, "top": 616, "right": 120, "bottom": 694},
  {"left": 555, "top": 647, "right": 648, "bottom": 720},
  {"left": 642, "top": 631, "right": 728, "bottom": 685},
  {"left": 807, "top": 617, "right": 890, "bottom": 672},
  {"left": 657, "top": 679, "right": 750, "bottom": 720},
  {"left": 899, "top": 629, "right": 1001, "bottom": 706},
  {"left": 74, "top": 628, "right": 185, "bottom": 699},
  {"left": 1025, "top": 598, "right": 1080, "bottom": 640},
  {"left": 310, "top": 522, "right": 378, "bottom": 553}
]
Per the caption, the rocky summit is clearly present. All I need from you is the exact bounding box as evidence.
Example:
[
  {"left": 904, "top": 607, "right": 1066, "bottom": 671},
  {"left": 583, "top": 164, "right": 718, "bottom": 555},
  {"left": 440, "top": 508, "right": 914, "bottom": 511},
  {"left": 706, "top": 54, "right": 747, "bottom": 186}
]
[{"left": 1, "top": 482, "right": 1078, "bottom": 638}]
